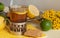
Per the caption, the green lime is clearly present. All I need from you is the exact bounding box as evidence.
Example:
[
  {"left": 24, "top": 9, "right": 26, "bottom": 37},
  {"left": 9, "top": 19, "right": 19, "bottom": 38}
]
[
  {"left": 0, "top": 2, "right": 4, "bottom": 12},
  {"left": 40, "top": 19, "right": 52, "bottom": 31}
]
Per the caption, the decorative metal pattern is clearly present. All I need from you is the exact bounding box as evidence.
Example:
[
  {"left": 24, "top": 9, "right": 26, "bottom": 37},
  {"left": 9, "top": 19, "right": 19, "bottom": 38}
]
[{"left": 8, "top": 22, "right": 26, "bottom": 35}]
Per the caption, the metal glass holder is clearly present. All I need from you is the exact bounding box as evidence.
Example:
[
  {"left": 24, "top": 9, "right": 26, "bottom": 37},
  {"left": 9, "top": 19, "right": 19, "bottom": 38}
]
[{"left": 7, "top": 21, "right": 26, "bottom": 35}]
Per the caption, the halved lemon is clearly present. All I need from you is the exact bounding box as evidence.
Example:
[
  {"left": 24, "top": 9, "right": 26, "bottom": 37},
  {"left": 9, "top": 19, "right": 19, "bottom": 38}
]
[{"left": 28, "top": 5, "right": 39, "bottom": 18}]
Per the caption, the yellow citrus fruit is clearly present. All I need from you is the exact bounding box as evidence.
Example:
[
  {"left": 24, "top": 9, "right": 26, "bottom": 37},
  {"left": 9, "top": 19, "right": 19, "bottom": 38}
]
[
  {"left": 0, "top": 16, "right": 4, "bottom": 24},
  {"left": 15, "top": 11, "right": 27, "bottom": 15},
  {"left": 28, "top": 5, "right": 39, "bottom": 18},
  {"left": 0, "top": 16, "right": 6, "bottom": 31},
  {"left": 0, "top": 21, "right": 6, "bottom": 31}
]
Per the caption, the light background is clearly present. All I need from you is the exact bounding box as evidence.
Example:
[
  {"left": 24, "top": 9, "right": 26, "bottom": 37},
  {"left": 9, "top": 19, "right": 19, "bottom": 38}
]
[{"left": 0, "top": 0, "right": 60, "bottom": 10}]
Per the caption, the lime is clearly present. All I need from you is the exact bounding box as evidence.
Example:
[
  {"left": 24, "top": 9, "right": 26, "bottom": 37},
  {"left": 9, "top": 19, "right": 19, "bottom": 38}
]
[
  {"left": 0, "top": 2, "right": 4, "bottom": 12},
  {"left": 40, "top": 19, "right": 52, "bottom": 31}
]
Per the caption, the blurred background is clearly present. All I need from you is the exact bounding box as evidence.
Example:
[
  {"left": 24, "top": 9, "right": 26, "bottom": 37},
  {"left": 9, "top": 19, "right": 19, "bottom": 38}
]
[{"left": 0, "top": 0, "right": 60, "bottom": 10}]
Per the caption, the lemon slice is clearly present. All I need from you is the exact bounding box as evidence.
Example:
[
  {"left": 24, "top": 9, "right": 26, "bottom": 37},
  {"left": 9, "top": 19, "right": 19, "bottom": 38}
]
[
  {"left": 15, "top": 11, "right": 27, "bottom": 14},
  {"left": 28, "top": 5, "right": 39, "bottom": 18}
]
